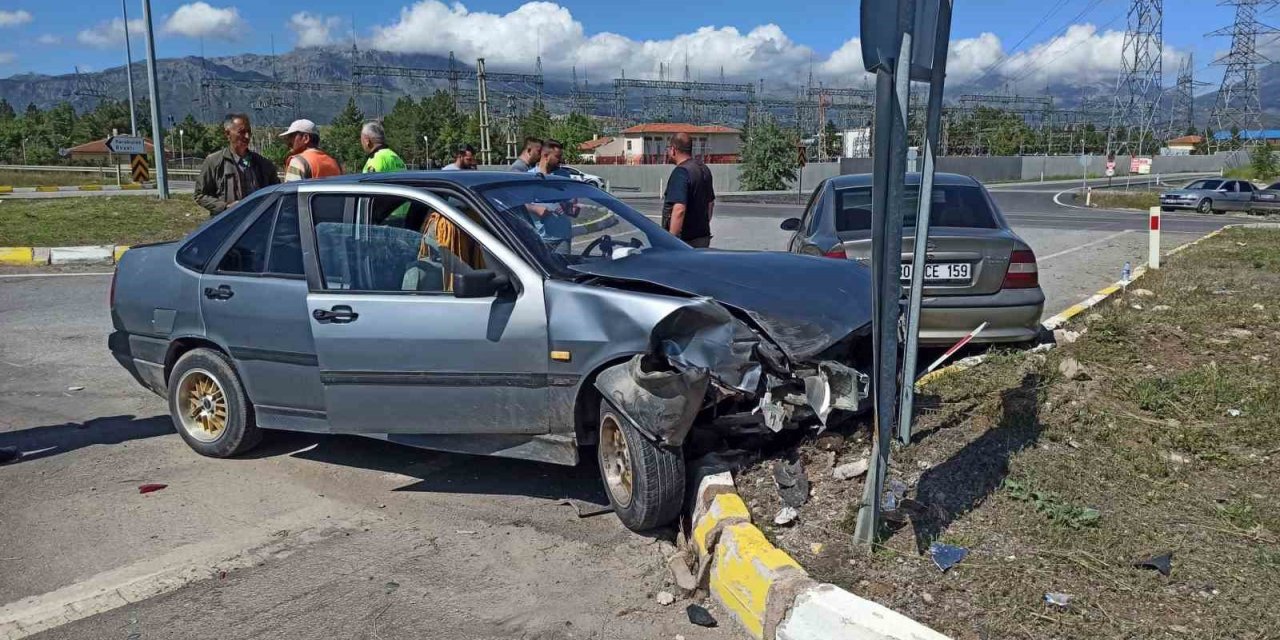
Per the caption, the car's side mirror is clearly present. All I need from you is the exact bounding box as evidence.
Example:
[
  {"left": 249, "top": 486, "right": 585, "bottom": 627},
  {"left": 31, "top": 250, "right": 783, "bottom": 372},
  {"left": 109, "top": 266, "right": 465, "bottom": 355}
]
[
  {"left": 780, "top": 217, "right": 801, "bottom": 231},
  {"left": 453, "top": 270, "right": 511, "bottom": 298}
]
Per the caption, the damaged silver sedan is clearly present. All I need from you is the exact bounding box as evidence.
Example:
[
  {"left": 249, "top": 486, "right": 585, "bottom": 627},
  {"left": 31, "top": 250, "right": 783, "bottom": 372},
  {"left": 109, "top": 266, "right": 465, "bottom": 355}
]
[{"left": 109, "top": 171, "right": 872, "bottom": 531}]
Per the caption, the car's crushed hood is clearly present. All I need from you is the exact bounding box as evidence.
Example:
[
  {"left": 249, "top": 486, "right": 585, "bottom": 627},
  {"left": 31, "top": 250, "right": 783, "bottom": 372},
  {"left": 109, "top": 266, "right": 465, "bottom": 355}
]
[{"left": 570, "top": 250, "right": 873, "bottom": 361}]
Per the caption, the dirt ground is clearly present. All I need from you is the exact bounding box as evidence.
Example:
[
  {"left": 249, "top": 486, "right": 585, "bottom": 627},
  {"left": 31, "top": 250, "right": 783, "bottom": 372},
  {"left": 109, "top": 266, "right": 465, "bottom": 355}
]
[{"left": 737, "top": 227, "right": 1280, "bottom": 639}]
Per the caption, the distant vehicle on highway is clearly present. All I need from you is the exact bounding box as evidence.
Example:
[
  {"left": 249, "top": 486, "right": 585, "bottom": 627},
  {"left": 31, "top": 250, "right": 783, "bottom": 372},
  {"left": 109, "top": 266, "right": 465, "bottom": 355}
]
[
  {"left": 781, "top": 172, "right": 1045, "bottom": 345},
  {"left": 109, "top": 171, "right": 875, "bottom": 531},
  {"left": 562, "top": 165, "right": 604, "bottom": 188},
  {"left": 1160, "top": 178, "right": 1255, "bottom": 214}
]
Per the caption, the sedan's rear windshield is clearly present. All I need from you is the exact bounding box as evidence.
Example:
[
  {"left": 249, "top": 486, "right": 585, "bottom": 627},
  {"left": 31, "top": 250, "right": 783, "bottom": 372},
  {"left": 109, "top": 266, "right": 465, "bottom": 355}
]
[
  {"left": 1186, "top": 179, "right": 1224, "bottom": 190},
  {"left": 833, "top": 185, "right": 997, "bottom": 231}
]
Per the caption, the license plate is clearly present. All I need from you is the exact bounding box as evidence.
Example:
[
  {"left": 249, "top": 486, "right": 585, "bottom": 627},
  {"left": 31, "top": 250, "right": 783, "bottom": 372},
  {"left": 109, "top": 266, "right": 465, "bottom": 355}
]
[{"left": 901, "top": 262, "right": 970, "bottom": 282}]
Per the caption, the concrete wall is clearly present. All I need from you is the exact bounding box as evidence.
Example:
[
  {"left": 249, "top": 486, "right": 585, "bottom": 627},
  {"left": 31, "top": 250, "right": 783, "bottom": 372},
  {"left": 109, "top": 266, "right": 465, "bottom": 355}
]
[{"left": 840, "top": 154, "right": 1233, "bottom": 183}]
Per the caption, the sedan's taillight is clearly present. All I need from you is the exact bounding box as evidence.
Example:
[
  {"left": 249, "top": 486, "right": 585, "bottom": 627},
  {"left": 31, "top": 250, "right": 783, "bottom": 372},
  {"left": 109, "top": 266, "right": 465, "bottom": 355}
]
[
  {"left": 824, "top": 247, "right": 848, "bottom": 259},
  {"left": 1003, "top": 250, "right": 1039, "bottom": 289}
]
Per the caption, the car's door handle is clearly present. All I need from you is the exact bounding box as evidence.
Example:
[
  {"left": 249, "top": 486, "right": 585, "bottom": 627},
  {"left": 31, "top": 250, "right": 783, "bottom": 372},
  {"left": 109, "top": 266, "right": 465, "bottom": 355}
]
[
  {"left": 203, "top": 285, "right": 234, "bottom": 300},
  {"left": 312, "top": 305, "right": 358, "bottom": 323}
]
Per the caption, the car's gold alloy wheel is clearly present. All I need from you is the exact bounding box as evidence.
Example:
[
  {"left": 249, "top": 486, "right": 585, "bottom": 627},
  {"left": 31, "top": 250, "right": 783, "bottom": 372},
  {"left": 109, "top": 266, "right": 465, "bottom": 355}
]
[
  {"left": 177, "top": 369, "right": 227, "bottom": 443},
  {"left": 600, "top": 413, "right": 634, "bottom": 508}
]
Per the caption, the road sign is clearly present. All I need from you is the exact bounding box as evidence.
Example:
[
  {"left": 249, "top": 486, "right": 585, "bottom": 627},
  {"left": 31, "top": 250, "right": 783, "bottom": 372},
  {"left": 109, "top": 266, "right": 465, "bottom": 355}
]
[
  {"left": 1131, "top": 157, "right": 1152, "bottom": 175},
  {"left": 107, "top": 135, "right": 145, "bottom": 156},
  {"left": 131, "top": 154, "right": 150, "bottom": 183},
  {"left": 1105, "top": 167, "right": 1115, "bottom": 177}
]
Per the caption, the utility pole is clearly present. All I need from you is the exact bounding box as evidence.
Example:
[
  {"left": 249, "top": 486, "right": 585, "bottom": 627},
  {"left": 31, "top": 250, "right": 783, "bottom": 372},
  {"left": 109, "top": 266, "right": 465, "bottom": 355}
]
[
  {"left": 1208, "top": 0, "right": 1276, "bottom": 151},
  {"left": 122, "top": 0, "right": 138, "bottom": 136},
  {"left": 476, "top": 58, "right": 492, "bottom": 166},
  {"left": 1106, "top": 0, "right": 1163, "bottom": 158},
  {"left": 141, "top": 0, "right": 168, "bottom": 199}
]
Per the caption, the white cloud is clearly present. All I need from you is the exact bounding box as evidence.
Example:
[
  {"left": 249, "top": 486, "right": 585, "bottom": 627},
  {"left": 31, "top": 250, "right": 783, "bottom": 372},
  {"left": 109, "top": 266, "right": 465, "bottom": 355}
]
[
  {"left": 36, "top": 34, "right": 60, "bottom": 45},
  {"left": 162, "top": 2, "right": 244, "bottom": 40},
  {"left": 0, "top": 52, "right": 15, "bottom": 64},
  {"left": 77, "top": 18, "right": 146, "bottom": 49},
  {"left": 288, "top": 12, "right": 342, "bottom": 47},
  {"left": 0, "top": 10, "right": 33, "bottom": 28},
  {"left": 370, "top": 1, "right": 815, "bottom": 81},
  {"left": 998, "top": 24, "right": 1127, "bottom": 89}
]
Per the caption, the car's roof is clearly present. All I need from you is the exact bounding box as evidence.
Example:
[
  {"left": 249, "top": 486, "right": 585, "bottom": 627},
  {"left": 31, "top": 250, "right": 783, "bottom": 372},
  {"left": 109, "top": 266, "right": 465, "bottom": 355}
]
[
  {"left": 828, "top": 172, "right": 981, "bottom": 188},
  {"left": 275, "top": 170, "right": 563, "bottom": 190}
]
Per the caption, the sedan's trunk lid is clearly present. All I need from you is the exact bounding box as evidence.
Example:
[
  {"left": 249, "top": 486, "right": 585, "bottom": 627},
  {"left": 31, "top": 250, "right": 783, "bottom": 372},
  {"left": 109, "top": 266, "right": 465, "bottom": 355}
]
[{"left": 835, "top": 227, "right": 1017, "bottom": 296}]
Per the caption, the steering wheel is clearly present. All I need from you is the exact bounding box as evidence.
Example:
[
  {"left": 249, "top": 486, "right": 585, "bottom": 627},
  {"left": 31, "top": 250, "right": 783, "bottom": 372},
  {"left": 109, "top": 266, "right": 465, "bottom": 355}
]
[{"left": 582, "top": 234, "right": 614, "bottom": 258}]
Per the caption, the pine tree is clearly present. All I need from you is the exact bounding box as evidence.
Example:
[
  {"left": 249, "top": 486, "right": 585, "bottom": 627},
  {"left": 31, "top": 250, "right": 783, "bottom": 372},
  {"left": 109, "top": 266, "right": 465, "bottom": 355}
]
[
  {"left": 326, "top": 97, "right": 367, "bottom": 171},
  {"left": 822, "top": 120, "right": 841, "bottom": 160},
  {"left": 1249, "top": 141, "right": 1277, "bottom": 181},
  {"left": 0, "top": 99, "right": 15, "bottom": 122},
  {"left": 551, "top": 112, "right": 597, "bottom": 163},
  {"left": 520, "top": 101, "right": 552, "bottom": 142},
  {"left": 739, "top": 116, "right": 799, "bottom": 191}
]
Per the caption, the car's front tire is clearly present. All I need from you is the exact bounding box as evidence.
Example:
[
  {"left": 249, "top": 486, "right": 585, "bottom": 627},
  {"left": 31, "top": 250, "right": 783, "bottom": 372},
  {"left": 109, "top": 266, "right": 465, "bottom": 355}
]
[
  {"left": 597, "top": 401, "right": 685, "bottom": 531},
  {"left": 1198, "top": 198, "right": 1214, "bottom": 214},
  {"left": 167, "top": 348, "right": 261, "bottom": 458}
]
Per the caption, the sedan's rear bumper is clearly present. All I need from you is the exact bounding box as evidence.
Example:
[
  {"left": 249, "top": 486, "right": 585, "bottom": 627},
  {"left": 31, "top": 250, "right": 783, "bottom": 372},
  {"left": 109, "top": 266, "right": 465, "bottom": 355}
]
[{"left": 917, "top": 288, "right": 1045, "bottom": 345}]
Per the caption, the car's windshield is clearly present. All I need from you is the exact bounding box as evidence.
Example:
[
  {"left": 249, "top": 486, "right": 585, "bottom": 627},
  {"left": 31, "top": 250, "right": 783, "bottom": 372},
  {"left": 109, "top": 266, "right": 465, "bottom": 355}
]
[
  {"left": 476, "top": 178, "right": 689, "bottom": 275},
  {"left": 832, "top": 184, "right": 998, "bottom": 232},
  {"left": 1187, "top": 179, "right": 1223, "bottom": 190}
]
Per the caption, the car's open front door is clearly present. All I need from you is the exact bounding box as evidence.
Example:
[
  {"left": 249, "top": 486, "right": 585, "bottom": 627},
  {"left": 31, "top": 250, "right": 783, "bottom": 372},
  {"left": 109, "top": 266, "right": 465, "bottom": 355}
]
[{"left": 299, "top": 184, "right": 552, "bottom": 435}]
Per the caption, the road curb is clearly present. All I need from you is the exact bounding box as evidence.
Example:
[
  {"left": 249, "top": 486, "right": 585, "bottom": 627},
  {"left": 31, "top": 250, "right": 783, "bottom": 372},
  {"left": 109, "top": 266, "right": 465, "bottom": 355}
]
[
  {"left": 0, "top": 245, "right": 130, "bottom": 265},
  {"left": 688, "top": 472, "right": 949, "bottom": 640},
  {"left": 0, "top": 184, "right": 148, "bottom": 193},
  {"left": 573, "top": 211, "right": 619, "bottom": 234}
]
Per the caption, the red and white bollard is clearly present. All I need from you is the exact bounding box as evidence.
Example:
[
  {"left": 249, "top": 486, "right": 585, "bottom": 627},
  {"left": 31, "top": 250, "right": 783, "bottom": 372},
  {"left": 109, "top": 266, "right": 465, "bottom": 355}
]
[{"left": 1149, "top": 206, "right": 1161, "bottom": 269}]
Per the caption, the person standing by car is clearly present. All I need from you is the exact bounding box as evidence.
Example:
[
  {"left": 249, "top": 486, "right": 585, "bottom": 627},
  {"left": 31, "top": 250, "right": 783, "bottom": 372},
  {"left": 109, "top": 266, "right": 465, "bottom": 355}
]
[
  {"left": 524, "top": 139, "right": 576, "bottom": 253},
  {"left": 360, "top": 121, "right": 407, "bottom": 174},
  {"left": 443, "top": 144, "right": 478, "bottom": 170},
  {"left": 280, "top": 119, "right": 343, "bottom": 181},
  {"left": 661, "top": 132, "right": 715, "bottom": 247},
  {"left": 510, "top": 137, "right": 543, "bottom": 172},
  {"left": 194, "top": 113, "right": 280, "bottom": 216}
]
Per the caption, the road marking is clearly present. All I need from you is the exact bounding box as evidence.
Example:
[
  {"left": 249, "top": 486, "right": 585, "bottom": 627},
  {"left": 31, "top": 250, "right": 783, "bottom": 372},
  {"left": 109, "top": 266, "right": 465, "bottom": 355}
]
[
  {"left": 1037, "top": 230, "right": 1134, "bottom": 262},
  {"left": 0, "top": 503, "right": 365, "bottom": 640},
  {"left": 0, "top": 272, "right": 113, "bottom": 279}
]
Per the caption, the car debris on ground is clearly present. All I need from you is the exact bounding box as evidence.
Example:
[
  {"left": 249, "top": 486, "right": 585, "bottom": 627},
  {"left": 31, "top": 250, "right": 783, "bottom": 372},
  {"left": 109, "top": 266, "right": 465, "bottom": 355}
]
[
  {"left": 1134, "top": 552, "right": 1174, "bottom": 577},
  {"left": 928, "top": 542, "right": 969, "bottom": 573},
  {"left": 137, "top": 483, "right": 167, "bottom": 494},
  {"left": 685, "top": 604, "right": 717, "bottom": 628}
]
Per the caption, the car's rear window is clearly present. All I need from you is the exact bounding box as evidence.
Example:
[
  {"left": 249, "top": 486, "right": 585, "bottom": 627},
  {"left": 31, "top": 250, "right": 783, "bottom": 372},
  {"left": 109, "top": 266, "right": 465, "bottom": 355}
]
[
  {"left": 175, "top": 193, "right": 270, "bottom": 271},
  {"left": 833, "top": 185, "right": 997, "bottom": 231}
]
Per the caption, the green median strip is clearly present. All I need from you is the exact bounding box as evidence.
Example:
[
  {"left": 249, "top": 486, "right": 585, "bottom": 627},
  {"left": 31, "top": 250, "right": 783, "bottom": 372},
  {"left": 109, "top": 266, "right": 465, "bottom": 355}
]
[{"left": 0, "top": 196, "right": 205, "bottom": 247}]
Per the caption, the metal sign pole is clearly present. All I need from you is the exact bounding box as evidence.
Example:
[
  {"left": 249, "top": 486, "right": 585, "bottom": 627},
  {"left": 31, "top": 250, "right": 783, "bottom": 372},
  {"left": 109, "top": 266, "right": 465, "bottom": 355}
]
[
  {"left": 141, "top": 0, "right": 168, "bottom": 199},
  {"left": 853, "top": 0, "right": 915, "bottom": 548},
  {"left": 897, "top": 0, "right": 953, "bottom": 444},
  {"left": 121, "top": 0, "right": 138, "bottom": 136}
]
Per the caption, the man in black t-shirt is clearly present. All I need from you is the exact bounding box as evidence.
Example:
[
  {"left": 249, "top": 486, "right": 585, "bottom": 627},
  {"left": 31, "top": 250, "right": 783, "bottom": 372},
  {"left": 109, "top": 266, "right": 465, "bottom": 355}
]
[{"left": 661, "top": 132, "right": 715, "bottom": 247}]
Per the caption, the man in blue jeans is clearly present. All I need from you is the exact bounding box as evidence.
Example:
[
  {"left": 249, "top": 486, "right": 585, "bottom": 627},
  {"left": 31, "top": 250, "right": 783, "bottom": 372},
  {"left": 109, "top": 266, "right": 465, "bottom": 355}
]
[{"left": 524, "top": 139, "right": 578, "bottom": 254}]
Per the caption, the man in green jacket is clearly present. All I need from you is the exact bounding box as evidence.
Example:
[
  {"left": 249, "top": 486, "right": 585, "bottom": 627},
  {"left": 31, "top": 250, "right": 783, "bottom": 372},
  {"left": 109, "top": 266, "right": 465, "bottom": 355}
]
[
  {"left": 194, "top": 113, "right": 280, "bottom": 215},
  {"left": 360, "top": 121, "right": 406, "bottom": 173}
]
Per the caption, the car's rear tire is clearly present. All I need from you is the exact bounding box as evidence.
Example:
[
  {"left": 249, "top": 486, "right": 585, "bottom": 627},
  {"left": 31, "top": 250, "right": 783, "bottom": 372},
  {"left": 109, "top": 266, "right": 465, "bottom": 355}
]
[
  {"left": 1198, "top": 198, "right": 1214, "bottom": 214},
  {"left": 167, "top": 348, "right": 261, "bottom": 458},
  {"left": 597, "top": 401, "right": 685, "bottom": 531}
]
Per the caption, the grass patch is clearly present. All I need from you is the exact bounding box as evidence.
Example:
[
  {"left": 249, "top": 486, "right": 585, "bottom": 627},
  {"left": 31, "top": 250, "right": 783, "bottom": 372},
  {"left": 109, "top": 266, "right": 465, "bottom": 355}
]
[
  {"left": 0, "top": 196, "right": 205, "bottom": 246},
  {"left": 1089, "top": 189, "right": 1160, "bottom": 210},
  {"left": 0, "top": 170, "right": 116, "bottom": 188},
  {"left": 735, "top": 226, "right": 1280, "bottom": 639}
]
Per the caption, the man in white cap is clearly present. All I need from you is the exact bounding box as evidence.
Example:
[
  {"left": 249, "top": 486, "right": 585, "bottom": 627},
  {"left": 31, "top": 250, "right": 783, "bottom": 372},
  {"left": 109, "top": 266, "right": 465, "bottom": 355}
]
[{"left": 281, "top": 119, "right": 343, "bottom": 182}]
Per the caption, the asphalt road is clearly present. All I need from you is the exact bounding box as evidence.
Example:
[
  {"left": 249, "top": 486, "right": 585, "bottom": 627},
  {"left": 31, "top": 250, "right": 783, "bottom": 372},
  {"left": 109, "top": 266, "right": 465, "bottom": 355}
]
[{"left": 0, "top": 175, "right": 1238, "bottom": 640}]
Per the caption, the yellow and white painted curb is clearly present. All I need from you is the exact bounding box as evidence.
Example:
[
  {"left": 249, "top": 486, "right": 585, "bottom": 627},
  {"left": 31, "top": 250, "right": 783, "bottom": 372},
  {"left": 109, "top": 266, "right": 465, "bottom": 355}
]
[
  {"left": 0, "top": 245, "right": 129, "bottom": 266},
  {"left": 689, "top": 472, "right": 949, "bottom": 640}
]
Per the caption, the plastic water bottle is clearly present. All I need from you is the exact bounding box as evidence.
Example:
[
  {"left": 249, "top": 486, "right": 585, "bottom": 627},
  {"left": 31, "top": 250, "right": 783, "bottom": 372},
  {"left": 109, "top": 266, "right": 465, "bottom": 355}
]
[{"left": 1122, "top": 261, "right": 1132, "bottom": 284}]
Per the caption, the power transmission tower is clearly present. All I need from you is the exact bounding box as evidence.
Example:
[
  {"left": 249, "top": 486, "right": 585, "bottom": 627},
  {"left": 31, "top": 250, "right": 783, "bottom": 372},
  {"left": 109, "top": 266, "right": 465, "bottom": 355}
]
[
  {"left": 1107, "top": 0, "right": 1164, "bottom": 157},
  {"left": 477, "top": 58, "right": 492, "bottom": 165},
  {"left": 505, "top": 94, "right": 518, "bottom": 162},
  {"left": 1170, "top": 54, "right": 1210, "bottom": 138},
  {"left": 1208, "top": 0, "right": 1277, "bottom": 150}
]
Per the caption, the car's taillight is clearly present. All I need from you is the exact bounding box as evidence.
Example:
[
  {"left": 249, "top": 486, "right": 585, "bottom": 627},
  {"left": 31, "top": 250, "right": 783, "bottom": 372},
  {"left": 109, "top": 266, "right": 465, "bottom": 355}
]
[
  {"left": 109, "top": 269, "right": 118, "bottom": 309},
  {"left": 1003, "top": 250, "right": 1039, "bottom": 289},
  {"left": 824, "top": 247, "right": 847, "bottom": 259}
]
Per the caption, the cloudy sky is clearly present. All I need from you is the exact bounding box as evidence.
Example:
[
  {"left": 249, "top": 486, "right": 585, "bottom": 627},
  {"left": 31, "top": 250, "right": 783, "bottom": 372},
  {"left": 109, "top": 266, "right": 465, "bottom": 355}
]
[{"left": 0, "top": 1, "right": 1269, "bottom": 94}]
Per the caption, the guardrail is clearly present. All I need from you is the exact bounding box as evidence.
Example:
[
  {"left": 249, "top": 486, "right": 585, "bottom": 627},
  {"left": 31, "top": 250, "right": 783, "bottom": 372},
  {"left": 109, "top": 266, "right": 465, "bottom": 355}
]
[{"left": 0, "top": 164, "right": 200, "bottom": 178}]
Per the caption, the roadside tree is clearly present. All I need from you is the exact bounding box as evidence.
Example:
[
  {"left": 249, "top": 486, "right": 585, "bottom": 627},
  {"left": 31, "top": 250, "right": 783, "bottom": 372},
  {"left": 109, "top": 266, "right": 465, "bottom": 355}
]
[{"left": 740, "top": 116, "right": 799, "bottom": 191}]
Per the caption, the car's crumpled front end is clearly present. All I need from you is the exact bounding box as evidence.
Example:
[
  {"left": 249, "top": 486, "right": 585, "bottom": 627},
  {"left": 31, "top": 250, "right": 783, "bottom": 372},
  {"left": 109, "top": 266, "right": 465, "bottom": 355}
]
[{"left": 573, "top": 250, "right": 874, "bottom": 446}]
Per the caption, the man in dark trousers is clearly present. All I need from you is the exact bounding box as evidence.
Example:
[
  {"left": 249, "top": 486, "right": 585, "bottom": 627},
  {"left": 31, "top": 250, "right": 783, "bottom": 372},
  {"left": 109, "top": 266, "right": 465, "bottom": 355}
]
[
  {"left": 194, "top": 113, "right": 280, "bottom": 215},
  {"left": 661, "top": 132, "right": 715, "bottom": 247}
]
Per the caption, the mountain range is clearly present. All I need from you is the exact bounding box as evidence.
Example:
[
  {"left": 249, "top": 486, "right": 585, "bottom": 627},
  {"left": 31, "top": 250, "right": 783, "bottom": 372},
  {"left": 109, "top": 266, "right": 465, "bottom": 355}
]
[{"left": 2, "top": 46, "right": 1275, "bottom": 130}]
